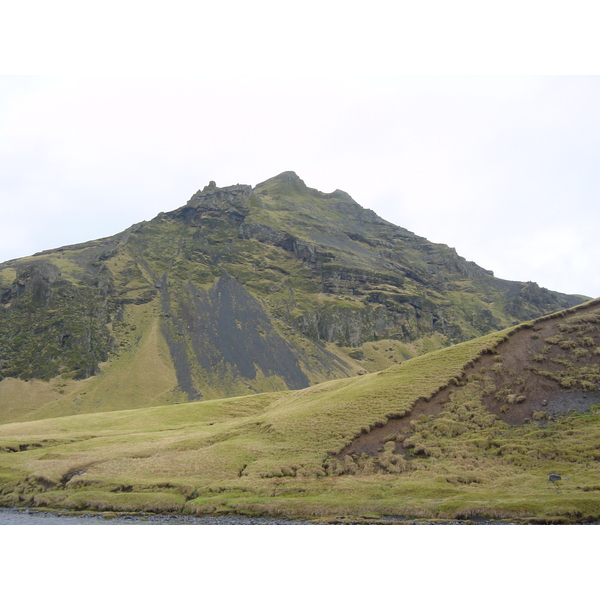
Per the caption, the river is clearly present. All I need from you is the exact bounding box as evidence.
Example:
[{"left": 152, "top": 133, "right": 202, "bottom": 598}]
[{"left": 0, "top": 507, "right": 313, "bottom": 525}]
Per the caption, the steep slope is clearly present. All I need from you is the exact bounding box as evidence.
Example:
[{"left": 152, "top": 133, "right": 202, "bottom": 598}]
[
  {"left": 1, "top": 300, "right": 600, "bottom": 521},
  {"left": 0, "top": 172, "right": 586, "bottom": 422}
]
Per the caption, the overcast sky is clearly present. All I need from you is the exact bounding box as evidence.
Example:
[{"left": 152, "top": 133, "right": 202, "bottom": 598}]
[{"left": 2, "top": 3, "right": 600, "bottom": 298}]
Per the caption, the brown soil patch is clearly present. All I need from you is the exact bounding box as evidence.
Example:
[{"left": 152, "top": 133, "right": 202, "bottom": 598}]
[
  {"left": 475, "top": 302, "right": 600, "bottom": 424},
  {"left": 337, "top": 387, "right": 453, "bottom": 458},
  {"left": 336, "top": 300, "right": 600, "bottom": 458}
]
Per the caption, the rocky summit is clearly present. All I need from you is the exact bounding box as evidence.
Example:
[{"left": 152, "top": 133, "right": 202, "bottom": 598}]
[{"left": 0, "top": 172, "right": 585, "bottom": 423}]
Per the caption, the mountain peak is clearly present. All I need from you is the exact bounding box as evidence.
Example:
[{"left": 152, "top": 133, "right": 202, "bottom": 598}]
[
  {"left": 254, "top": 171, "right": 309, "bottom": 195},
  {"left": 269, "top": 171, "right": 303, "bottom": 183}
]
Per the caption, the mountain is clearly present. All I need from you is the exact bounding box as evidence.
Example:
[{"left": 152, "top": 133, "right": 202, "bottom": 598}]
[{"left": 0, "top": 171, "right": 586, "bottom": 423}]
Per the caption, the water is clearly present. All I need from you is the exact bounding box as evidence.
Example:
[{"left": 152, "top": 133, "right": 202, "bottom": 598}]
[{"left": 0, "top": 507, "right": 312, "bottom": 525}]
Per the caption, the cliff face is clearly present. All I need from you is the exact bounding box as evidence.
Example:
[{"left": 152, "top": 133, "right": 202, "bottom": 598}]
[{"left": 0, "top": 172, "right": 587, "bottom": 420}]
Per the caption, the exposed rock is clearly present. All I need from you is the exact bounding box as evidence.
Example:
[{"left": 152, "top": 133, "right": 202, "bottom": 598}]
[{"left": 187, "top": 183, "right": 252, "bottom": 212}]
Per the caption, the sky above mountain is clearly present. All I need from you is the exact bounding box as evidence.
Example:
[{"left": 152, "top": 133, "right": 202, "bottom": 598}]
[{"left": 1, "top": 4, "right": 599, "bottom": 298}]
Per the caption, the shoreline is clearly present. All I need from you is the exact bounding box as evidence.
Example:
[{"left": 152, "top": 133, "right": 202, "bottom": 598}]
[
  {"left": 2, "top": 506, "right": 597, "bottom": 525},
  {"left": 0, "top": 507, "right": 313, "bottom": 525}
]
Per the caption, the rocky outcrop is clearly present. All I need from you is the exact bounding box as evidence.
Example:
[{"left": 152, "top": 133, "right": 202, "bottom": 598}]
[
  {"left": 238, "top": 222, "right": 332, "bottom": 266},
  {"left": 186, "top": 182, "right": 252, "bottom": 224},
  {"left": 0, "top": 261, "right": 113, "bottom": 380}
]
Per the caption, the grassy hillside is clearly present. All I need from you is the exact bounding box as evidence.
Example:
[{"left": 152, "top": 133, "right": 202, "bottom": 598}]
[{"left": 2, "top": 299, "right": 600, "bottom": 521}]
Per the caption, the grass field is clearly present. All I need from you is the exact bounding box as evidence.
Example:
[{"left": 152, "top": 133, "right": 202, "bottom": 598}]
[{"left": 2, "top": 302, "right": 600, "bottom": 521}]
